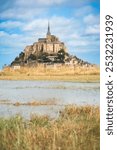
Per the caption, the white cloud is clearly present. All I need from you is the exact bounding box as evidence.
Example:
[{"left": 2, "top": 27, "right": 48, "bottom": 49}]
[
  {"left": 74, "top": 5, "right": 93, "bottom": 17},
  {"left": 23, "top": 19, "right": 47, "bottom": 31},
  {"left": 0, "top": 7, "right": 45, "bottom": 20},
  {"left": 83, "top": 14, "right": 100, "bottom": 35},
  {"left": 85, "top": 25, "right": 100, "bottom": 34},
  {"left": 16, "top": 0, "right": 66, "bottom": 6},
  {"left": 67, "top": 40, "right": 88, "bottom": 47},
  {"left": 0, "top": 31, "right": 9, "bottom": 37},
  {"left": 0, "top": 21, "right": 23, "bottom": 29},
  {"left": 23, "top": 16, "right": 73, "bottom": 31},
  {"left": 0, "top": 31, "right": 36, "bottom": 50},
  {"left": 83, "top": 14, "right": 100, "bottom": 25}
]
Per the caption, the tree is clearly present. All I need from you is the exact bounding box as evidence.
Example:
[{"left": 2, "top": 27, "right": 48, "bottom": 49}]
[
  {"left": 28, "top": 54, "right": 36, "bottom": 60},
  {"left": 38, "top": 52, "right": 48, "bottom": 60},
  {"left": 15, "top": 57, "right": 19, "bottom": 61},
  {"left": 57, "top": 49, "right": 65, "bottom": 62},
  {"left": 19, "top": 52, "right": 25, "bottom": 61},
  {"left": 19, "top": 52, "right": 24, "bottom": 58}
]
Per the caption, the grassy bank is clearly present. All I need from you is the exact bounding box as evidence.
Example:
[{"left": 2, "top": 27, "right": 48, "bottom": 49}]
[
  {"left": 0, "top": 74, "right": 100, "bottom": 82},
  {"left": 0, "top": 66, "right": 100, "bottom": 82},
  {"left": 0, "top": 105, "right": 100, "bottom": 150}
]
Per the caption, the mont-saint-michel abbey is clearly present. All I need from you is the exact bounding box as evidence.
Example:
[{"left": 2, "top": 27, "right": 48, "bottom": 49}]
[
  {"left": 24, "top": 23, "right": 67, "bottom": 60},
  {"left": 11, "top": 23, "right": 90, "bottom": 67}
]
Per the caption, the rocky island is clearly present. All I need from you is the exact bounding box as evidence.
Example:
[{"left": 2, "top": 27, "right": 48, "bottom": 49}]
[
  {"left": 11, "top": 23, "right": 90, "bottom": 68},
  {"left": 1, "top": 23, "right": 99, "bottom": 82}
]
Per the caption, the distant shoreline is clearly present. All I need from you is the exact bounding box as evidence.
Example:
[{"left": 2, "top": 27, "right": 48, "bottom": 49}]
[
  {"left": 0, "top": 65, "right": 100, "bottom": 82},
  {"left": 0, "top": 74, "right": 100, "bottom": 82}
]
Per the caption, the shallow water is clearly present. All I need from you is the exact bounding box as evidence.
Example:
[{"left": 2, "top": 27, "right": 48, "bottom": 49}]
[{"left": 0, "top": 80, "right": 100, "bottom": 118}]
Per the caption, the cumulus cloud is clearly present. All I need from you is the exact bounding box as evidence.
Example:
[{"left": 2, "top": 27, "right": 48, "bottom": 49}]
[
  {"left": 83, "top": 14, "right": 100, "bottom": 25},
  {"left": 0, "top": 32, "right": 24, "bottom": 49},
  {"left": 0, "top": 0, "right": 98, "bottom": 11},
  {"left": 16, "top": 0, "right": 66, "bottom": 7},
  {"left": 0, "top": 0, "right": 67, "bottom": 20},
  {"left": 0, "top": 31, "right": 9, "bottom": 37},
  {"left": 0, "top": 7, "right": 46, "bottom": 20},
  {"left": 82, "top": 13, "right": 100, "bottom": 36},
  {"left": 74, "top": 5, "right": 93, "bottom": 17},
  {"left": 0, "top": 21, "right": 23, "bottom": 29},
  {"left": 22, "top": 16, "right": 75, "bottom": 33},
  {"left": 85, "top": 25, "right": 100, "bottom": 34}
]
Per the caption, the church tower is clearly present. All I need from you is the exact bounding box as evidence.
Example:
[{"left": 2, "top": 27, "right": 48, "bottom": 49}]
[
  {"left": 47, "top": 22, "right": 51, "bottom": 36},
  {"left": 46, "top": 22, "right": 51, "bottom": 42}
]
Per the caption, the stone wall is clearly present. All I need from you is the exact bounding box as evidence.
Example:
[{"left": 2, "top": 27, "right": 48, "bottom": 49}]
[{"left": 23, "top": 34, "right": 67, "bottom": 60}]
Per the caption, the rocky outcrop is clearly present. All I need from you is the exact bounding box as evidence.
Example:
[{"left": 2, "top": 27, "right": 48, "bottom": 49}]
[{"left": 11, "top": 48, "right": 91, "bottom": 67}]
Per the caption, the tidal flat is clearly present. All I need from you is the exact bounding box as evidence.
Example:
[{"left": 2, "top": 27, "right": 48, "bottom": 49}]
[{"left": 0, "top": 80, "right": 99, "bottom": 118}]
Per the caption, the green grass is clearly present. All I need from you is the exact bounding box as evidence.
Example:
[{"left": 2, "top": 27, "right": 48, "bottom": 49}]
[{"left": 0, "top": 105, "right": 100, "bottom": 150}]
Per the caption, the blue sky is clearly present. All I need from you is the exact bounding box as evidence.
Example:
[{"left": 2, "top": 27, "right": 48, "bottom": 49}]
[{"left": 0, "top": 0, "right": 100, "bottom": 69}]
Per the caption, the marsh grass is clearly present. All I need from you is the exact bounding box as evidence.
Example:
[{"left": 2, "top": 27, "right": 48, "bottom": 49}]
[
  {"left": 0, "top": 99, "right": 58, "bottom": 106},
  {"left": 0, "top": 105, "right": 100, "bottom": 150},
  {"left": 0, "top": 66, "right": 100, "bottom": 82}
]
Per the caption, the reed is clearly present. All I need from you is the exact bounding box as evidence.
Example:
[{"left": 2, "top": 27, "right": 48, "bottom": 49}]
[
  {"left": 0, "top": 105, "right": 100, "bottom": 150},
  {"left": 0, "top": 99, "right": 58, "bottom": 106}
]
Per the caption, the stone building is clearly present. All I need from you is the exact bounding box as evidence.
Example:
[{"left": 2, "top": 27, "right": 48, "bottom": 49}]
[
  {"left": 24, "top": 23, "right": 67, "bottom": 60},
  {"left": 11, "top": 23, "right": 91, "bottom": 67}
]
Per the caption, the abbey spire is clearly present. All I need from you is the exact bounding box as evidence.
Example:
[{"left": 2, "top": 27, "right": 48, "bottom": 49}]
[{"left": 47, "top": 21, "right": 51, "bottom": 35}]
